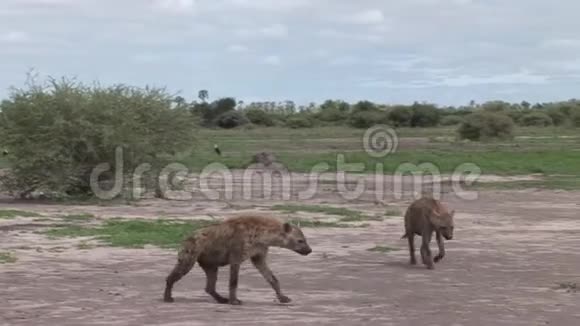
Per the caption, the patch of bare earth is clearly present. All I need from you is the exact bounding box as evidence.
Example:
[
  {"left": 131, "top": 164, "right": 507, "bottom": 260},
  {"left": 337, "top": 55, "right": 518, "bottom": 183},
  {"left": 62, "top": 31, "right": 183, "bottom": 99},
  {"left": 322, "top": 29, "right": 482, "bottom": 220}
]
[{"left": 1, "top": 174, "right": 579, "bottom": 325}]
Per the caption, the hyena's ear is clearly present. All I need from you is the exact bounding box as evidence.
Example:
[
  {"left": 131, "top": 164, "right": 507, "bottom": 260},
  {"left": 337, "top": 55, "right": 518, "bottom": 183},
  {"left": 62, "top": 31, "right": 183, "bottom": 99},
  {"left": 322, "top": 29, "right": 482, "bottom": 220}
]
[
  {"left": 450, "top": 210, "right": 455, "bottom": 217},
  {"left": 283, "top": 222, "right": 292, "bottom": 233}
]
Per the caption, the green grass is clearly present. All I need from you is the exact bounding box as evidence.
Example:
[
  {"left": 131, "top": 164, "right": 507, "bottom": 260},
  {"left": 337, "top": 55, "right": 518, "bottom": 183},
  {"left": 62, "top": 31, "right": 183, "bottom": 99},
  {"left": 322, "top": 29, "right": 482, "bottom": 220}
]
[
  {"left": 287, "top": 218, "right": 354, "bottom": 228},
  {"left": 0, "top": 252, "right": 17, "bottom": 264},
  {"left": 367, "top": 246, "right": 400, "bottom": 253},
  {"left": 272, "top": 204, "right": 380, "bottom": 223},
  {"left": 175, "top": 125, "right": 580, "bottom": 177},
  {"left": 43, "top": 218, "right": 216, "bottom": 249},
  {"left": 385, "top": 209, "right": 402, "bottom": 217},
  {"left": 58, "top": 213, "right": 95, "bottom": 222},
  {"left": 0, "top": 209, "right": 42, "bottom": 219}
]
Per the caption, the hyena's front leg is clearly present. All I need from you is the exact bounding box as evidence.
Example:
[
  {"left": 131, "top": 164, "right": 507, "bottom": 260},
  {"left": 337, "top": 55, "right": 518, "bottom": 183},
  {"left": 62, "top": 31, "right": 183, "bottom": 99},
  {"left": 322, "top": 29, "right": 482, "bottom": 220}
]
[
  {"left": 251, "top": 254, "right": 291, "bottom": 303},
  {"left": 228, "top": 263, "right": 242, "bottom": 305},
  {"left": 420, "top": 228, "right": 434, "bottom": 269},
  {"left": 433, "top": 231, "right": 445, "bottom": 263}
]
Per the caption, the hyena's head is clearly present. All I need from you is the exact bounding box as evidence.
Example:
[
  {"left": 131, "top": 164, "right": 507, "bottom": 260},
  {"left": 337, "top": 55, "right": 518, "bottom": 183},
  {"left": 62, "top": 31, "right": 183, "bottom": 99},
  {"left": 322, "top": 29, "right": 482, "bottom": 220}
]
[
  {"left": 281, "top": 222, "right": 312, "bottom": 256},
  {"left": 432, "top": 209, "right": 455, "bottom": 240}
]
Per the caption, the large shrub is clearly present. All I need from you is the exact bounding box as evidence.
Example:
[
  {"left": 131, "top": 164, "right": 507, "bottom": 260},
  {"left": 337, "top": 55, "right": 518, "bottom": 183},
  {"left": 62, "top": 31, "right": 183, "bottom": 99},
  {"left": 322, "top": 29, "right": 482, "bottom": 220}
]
[
  {"left": 244, "top": 108, "right": 275, "bottom": 126},
  {"left": 519, "top": 112, "right": 553, "bottom": 127},
  {"left": 348, "top": 110, "right": 388, "bottom": 129},
  {"left": 545, "top": 107, "right": 567, "bottom": 126},
  {"left": 215, "top": 110, "right": 249, "bottom": 129},
  {"left": 440, "top": 115, "right": 464, "bottom": 126},
  {"left": 285, "top": 116, "right": 313, "bottom": 129},
  {"left": 387, "top": 106, "right": 412, "bottom": 127},
  {"left": 571, "top": 107, "right": 580, "bottom": 127},
  {"left": 316, "top": 100, "right": 349, "bottom": 123},
  {"left": 457, "top": 111, "right": 515, "bottom": 141},
  {"left": 410, "top": 103, "right": 440, "bottom": 127},
  {"left": 0, "top": 77, "right": 196, "bottom": 199}
]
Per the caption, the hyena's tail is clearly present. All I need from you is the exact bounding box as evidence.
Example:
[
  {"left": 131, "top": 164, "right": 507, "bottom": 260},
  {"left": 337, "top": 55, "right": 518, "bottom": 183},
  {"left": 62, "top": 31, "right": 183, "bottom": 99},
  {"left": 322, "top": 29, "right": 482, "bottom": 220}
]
[{"left": 163, "top": 238, "right": 199, "bottom": 302}]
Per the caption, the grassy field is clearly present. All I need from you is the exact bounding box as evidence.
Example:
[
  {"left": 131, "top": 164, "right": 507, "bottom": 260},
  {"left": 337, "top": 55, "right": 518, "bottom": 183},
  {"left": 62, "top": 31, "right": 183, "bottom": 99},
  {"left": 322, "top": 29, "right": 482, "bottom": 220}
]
[
  {"left": 2, "top": 126, "right": 579, "bottom": 189},
  {"left": 175, "top": 127, "right": 580, "bottom": 184}
]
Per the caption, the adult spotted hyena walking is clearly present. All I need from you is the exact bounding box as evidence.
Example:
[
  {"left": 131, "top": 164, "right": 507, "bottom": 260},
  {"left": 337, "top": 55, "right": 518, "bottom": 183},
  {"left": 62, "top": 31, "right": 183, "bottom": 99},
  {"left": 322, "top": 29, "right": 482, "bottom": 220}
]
[
  {"left": 163, "top": 215, "right": 312, "bottom": 305},
  {"left": 402, "top": 197, "right": 455, "bottom": 269}
]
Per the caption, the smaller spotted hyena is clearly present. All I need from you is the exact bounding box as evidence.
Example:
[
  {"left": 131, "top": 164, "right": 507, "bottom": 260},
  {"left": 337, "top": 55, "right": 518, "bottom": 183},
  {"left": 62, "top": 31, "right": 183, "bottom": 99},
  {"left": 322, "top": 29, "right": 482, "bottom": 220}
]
[
  {"left": 163, "top": 215, "right": 312, "bottom": 305},
  {"left": 401, "top": 197, "right": 455, "bottom": 269}
]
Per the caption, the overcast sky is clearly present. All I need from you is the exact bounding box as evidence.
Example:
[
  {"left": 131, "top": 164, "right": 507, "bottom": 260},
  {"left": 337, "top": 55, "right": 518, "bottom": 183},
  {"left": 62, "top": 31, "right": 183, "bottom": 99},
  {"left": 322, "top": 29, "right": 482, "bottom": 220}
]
[{"left": 1, "top": 0, "right": 580, "bottom": 106}]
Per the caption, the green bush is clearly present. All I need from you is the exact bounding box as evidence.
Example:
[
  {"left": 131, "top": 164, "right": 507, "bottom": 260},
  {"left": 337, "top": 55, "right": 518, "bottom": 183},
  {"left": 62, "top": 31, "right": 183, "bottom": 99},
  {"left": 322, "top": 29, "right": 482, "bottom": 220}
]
[
  {"left": 348, "top": 110, "right": 388, "bottom": 129},
  {"left": 410, "top": 103, "right": 440, "bottom": 127},
  {"left": 0, "top": 77, "right": 196, "bottom": 198},
  {"left": 457, "top": 111, "right": 515, "bottom": 141},
  {"left": 215, "top": 111, "right": 249, "bottom": 129},
  {"left": 387, "top": 106, "right": 412, "bottom": 127},
  {"left": 316, "top": 100, "right": 349, "bottom": 123},
  {"left": 571, "top": 107, "right": 580, "bottom": 127},
  {"left": 244, "top": 108, "right": 275, "bottom": 126},
  {"left": 545, "top": 108, "right": 567, "bottom": 126},
  {"left": 440, "top": 115, "right": 464, "bottom": 126},
  {"left": 285, "top": 116, "right": 313, "bottom": 129},
  {"left": 519, "top": 112, "right": 553, "bottom": 127}
]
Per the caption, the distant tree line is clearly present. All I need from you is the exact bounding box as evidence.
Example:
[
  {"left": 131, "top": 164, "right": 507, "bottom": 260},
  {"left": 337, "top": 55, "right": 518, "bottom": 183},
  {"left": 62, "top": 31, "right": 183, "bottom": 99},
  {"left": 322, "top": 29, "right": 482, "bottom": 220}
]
[{"left": 180, "top": 90, "right": 580, "bottom": 139}]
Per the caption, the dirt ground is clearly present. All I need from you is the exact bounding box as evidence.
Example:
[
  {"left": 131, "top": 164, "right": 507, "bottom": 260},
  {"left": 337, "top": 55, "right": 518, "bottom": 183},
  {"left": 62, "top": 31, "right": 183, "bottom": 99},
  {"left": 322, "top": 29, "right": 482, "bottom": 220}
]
[{"left": 1, "top": 172, "right": 579, "bottom": 325}]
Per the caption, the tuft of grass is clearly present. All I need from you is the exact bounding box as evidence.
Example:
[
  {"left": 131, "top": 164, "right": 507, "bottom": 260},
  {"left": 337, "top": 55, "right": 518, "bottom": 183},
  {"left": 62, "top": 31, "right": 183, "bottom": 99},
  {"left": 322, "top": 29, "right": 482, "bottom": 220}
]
[
  {"left": 76, "top": 241, "right": 95, "bottom": 250},
  {"left": 58, "top": 213, "right": 95, "bottom": 222},
  {"left": 385, "top": 209, "right": 402, "bottom": 217},
  {"left": 0, "top": 252, "right": 17, "bottom": 264},
  {"left": 0, "top": 209, "right": 42, "bottom": 219},
  {"left": 43, "top": 218, "right": 216, "bottom": 249},
  {"left": 555, "top": 282, "right": 578, "bottom": 293},
  {"left": 367, "top": 246, "right": 400, "bottom": 253},
  {"left": 288, "top": 218, "right": 356, "bottom": 228}
]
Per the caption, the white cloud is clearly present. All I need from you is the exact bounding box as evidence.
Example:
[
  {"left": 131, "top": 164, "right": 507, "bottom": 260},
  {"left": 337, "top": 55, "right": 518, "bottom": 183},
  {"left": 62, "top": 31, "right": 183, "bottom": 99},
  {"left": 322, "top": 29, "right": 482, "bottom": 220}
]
[
  {"left": 226, "top": 0, "right": 310, "bottom": 12},
  {"left": 376, "top": 56, "right": 430, "bottom": 72},
  {"left": 153, "top": 0, "right": 195, "bottom": 14},
  {"left": 227, "top": 44, "right": 248, "bottom": 53},
  {"left": 260, "top": 24, "right": 288, "bottom": 38},
  {"left": 262, "top": 55, "right": 281, "bottom": 65},
  {"left": 132, "top": 53, "right": 159, "bottom": 64},
  {"left": 347, "top": 9, "right": 385, "bottom": 25},
  {"left": 312, "top": 49, "right": 330, "bottom": 58},
  {"left": 441, "top": 70, "right": 549, "bottom": 87},
  {"left": 329, "top": 56, "right": 359, "bottom": 66},
  {"left": 0, "top": 31, "right": 30, "bottom": 43},
  {"left": 360, "top": 69, "right": 548, "bottom": 89},
  {"left": 318, "top": 29, "right": 382, "bottom": 44},
  {"left": 541, "top": 39, "right": 580, "bottom": 49},
  {"left": 235, "top": 24, "right": 288, "bottom": 40}
]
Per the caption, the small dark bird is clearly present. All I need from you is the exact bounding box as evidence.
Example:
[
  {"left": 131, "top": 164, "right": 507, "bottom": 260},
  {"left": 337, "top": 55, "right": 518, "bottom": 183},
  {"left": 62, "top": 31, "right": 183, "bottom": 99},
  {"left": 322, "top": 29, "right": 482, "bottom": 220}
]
[
  {"left": 2, "top": 149, "right": 8, "bottom": 156},
  {"left": 213, "top": 144, "right": 221, "bottom": 156}
]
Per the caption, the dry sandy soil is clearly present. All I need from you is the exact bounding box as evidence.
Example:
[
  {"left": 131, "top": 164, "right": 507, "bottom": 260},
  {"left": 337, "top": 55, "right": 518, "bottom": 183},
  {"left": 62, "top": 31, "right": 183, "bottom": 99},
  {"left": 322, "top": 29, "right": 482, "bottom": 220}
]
[{"left": 1, "top": 172, "right": 579, "bottom": 325}]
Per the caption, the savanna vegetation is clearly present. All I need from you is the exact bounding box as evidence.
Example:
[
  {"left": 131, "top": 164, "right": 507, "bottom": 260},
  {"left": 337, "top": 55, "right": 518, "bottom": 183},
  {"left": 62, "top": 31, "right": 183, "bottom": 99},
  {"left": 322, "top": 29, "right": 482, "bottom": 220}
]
[{"left": 0, "top": 75, "right": 579, "bottom": 200}]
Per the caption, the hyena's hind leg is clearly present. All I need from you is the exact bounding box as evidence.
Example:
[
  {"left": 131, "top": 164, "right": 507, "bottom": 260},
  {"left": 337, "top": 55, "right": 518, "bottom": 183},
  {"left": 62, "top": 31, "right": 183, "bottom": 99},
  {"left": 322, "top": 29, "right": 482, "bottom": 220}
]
[
  {"left": 200, "top": 264, "right": 228, "bottom": 304},
  {"left": 433, "top": 231, "right": 445, "bottom": 263},
  {"left": 164, "top": 241, "right": 199, "bottom": 303}
]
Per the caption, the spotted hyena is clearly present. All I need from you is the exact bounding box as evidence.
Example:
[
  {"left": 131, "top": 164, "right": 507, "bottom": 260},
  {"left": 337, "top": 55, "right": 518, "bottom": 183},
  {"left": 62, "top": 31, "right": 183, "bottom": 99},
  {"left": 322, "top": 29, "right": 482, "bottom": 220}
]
[
  {"left": 163, "top": 215, "right": 312, "bottom": 305},
  {"left": 402, "top": 197, "right": 455, "bottom": 269}
]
